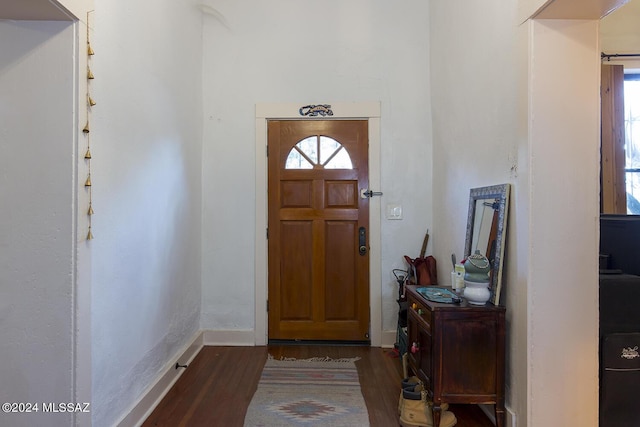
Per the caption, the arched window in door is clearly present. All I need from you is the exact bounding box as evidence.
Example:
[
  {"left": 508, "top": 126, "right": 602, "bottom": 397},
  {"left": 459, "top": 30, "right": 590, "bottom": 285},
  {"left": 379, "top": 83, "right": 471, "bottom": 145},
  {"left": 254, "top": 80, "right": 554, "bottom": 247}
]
[{"left": 285, "top": 135, "right": 353, "bottom": 169}]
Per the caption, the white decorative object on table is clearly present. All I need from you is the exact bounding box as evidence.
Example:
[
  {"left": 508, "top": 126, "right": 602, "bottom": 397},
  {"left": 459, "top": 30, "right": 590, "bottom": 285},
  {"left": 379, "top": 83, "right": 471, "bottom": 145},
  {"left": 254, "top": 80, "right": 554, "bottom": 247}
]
[
  {"left": 463, "top": 280, "right": 491, "bottom": 305},
  {"left": 462, "top": 250, "right": 491, "bottom": 305}
]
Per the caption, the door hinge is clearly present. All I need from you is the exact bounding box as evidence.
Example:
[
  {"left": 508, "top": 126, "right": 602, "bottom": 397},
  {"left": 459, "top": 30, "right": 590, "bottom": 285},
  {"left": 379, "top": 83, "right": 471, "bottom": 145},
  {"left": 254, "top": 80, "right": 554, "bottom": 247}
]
[
  {"left": 266, "top": 300, "right": 269, "bottom": 312},
  {"left": 266, "top": 145, "right": 269, "bottom": 157},
  {"left": 266, "top": 228, "right": 269, "bottom": 239}
]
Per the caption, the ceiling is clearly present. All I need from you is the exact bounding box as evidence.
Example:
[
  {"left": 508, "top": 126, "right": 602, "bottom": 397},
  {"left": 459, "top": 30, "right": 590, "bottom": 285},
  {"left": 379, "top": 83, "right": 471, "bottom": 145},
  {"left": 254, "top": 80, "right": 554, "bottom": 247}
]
[
  {"left": 0, "top": 0, "right": 73, "bottom": 21},
  {"left": 1, "top": 0, "right": 630, "bottom": 23},
  {"left": 535, "top": 0, "right": 631, "bottom": 19}
]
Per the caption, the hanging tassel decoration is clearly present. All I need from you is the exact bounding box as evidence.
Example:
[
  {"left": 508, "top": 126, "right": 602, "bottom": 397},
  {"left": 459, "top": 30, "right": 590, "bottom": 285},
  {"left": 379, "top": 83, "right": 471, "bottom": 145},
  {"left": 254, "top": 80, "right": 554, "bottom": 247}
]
[{"left": 86, "top": 10, "right": 95, "bottom": 241}]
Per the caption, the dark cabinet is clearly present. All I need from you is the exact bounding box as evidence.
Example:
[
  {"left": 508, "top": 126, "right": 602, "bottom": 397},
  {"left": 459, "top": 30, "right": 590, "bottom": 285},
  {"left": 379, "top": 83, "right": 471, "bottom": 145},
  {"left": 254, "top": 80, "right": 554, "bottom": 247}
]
[
  {"left": 600, "top": 333, "right": 640, "bottom": 427},
  {"left": 599, "top": 273, "right": 640, "bottom": 427},
  {"left": 405, "top": 285, "right": 506, "bottom": 427}
]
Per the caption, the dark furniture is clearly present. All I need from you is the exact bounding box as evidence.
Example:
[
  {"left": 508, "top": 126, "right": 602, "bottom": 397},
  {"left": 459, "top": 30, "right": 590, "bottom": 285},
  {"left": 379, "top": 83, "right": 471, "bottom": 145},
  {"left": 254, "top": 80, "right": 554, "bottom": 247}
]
[
  {"left": 405, "top": 285, "right": 506, "bottom": 427},
  {"left": 600, "top": 215, "right": 640, "bottom": 276},
  {"left": 599, "top": 273, "right": 640, "bottom": 337},
  {"left": 600, "top": 332, "right": 640, "bottom": 427},
  {"left": 599, "top": 273, "right": 640, "bottom": 427},
  {"left": 599, "top": 215, "right": 640, "bottom": 426}
]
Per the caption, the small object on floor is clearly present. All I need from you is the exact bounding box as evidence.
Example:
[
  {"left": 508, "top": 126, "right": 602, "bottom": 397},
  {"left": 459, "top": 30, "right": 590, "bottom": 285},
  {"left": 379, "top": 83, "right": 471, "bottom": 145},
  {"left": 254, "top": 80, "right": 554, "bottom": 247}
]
[
  {"left": 399, "top": 387, "right": 457, "bottom": 427},
  {"left": 398, "top": 377, "right": 450, "bottom": 417},
  {"left": 398, "top": 377, "right": 422, "bottom": 415}
]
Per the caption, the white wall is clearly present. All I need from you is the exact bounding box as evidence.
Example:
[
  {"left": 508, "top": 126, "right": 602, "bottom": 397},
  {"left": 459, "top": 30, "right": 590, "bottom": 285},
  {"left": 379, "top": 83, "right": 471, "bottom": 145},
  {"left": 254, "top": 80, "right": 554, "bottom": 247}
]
[
  {"left": 430, "top": 1, "right": 523, "bottom": 265},
  {"left": 601, "top": 0, "right": 640, "bottom": 68},
  {"left": 528, "top": 19, "right": 601, "bottom": 426},
  {"left": 431, "top": 2, "right": 602, "bottom": 427},
  {"left": 0, "top": 2, "right": 612, "bottom": 427},
  {"left": 0, "top": 20, "right": 77, "bottom": 427},
  {"left": 200, "top": 0, "right": 433, "bottom": 335},
  {"left": 90, "top": 0, "right": 203, "bottom": 425},
  {"left": 429, "top": 1, "right": 528, "bottom": 425}
]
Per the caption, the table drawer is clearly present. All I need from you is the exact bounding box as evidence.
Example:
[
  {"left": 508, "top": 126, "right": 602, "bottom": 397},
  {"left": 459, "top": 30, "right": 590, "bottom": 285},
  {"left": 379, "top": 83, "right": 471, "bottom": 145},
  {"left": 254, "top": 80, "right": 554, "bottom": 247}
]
[{"left": 408, "top": 296, "right": 432, "bottom": 332}]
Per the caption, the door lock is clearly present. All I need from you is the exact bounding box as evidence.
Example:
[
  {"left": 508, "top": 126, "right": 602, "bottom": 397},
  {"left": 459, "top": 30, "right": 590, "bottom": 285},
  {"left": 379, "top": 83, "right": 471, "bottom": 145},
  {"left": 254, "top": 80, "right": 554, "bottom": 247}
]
[{"left": 359, "top": 227, "right": 367, "bottom": 256}]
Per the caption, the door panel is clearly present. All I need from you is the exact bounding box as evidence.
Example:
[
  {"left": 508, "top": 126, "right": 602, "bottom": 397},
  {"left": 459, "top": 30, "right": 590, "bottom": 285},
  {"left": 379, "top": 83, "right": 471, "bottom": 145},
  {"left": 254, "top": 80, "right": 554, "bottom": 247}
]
[
  {"left": 268, "top": 120, "right": 369, "bottom": 341},
  {"left": 280, "top": 221, "right": 313, "bottom": 320},
  {"left": 325, "top": 220, "right": 357, "bottom": 320},
  {"left": 281, "top": 181, "right": 312, "bottom": 208},
  {"left": 326, "top": 181, "right": 358, "bottom": 207}
]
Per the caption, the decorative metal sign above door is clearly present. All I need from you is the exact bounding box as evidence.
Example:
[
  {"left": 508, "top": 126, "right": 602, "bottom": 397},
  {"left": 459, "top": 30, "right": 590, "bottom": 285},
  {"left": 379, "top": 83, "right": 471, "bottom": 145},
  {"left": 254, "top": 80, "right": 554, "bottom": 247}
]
[{"left": 299, "top": 104, "right": 333, "bottom": 117}]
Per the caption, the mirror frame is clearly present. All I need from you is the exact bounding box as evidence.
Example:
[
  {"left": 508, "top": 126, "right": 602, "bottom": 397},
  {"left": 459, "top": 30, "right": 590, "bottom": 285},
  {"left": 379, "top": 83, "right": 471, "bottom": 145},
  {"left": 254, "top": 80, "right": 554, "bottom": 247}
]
[{"left": 464, "top": 183, "right": 510, "bottom": 305}]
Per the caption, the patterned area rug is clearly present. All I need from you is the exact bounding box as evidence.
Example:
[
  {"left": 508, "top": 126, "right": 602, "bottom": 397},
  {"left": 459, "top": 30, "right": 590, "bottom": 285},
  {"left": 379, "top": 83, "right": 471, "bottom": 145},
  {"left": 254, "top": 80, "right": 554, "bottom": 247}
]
[{"left": 243, "top": 356, "right": 369, "bottom": 426}]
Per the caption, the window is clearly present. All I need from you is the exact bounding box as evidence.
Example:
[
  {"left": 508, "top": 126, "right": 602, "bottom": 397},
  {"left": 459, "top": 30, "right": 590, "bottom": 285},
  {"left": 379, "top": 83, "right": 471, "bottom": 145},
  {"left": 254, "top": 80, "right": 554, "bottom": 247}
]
[
  {"left": 624, "top": 74, "right": 640, "bottom": 213},
  {"left": 285, "top": 135, "right": 353, "bottom": 169}
]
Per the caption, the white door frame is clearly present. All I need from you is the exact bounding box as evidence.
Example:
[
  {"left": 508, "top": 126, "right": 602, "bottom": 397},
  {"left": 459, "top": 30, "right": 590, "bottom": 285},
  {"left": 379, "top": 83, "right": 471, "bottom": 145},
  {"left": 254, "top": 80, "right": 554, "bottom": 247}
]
[{"left": 254, "top": 102, "right": 382, "bottom": 346}]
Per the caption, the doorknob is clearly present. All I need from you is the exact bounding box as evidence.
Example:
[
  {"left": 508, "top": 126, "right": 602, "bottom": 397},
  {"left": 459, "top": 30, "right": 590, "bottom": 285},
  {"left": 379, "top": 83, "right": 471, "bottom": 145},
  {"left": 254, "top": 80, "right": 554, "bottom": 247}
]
[
  {"left": 359, "top": 227, "right": 367, "bottom": 256},
  {"left": 360, "top": 188, "right": 383, "bottom": 199}
]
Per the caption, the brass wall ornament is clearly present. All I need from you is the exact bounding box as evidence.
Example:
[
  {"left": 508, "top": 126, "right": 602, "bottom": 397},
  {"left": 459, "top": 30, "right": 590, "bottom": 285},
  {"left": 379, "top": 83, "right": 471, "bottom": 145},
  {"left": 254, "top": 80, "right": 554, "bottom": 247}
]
[{"left": 299, "top": 104, "right": 334, "bottom": 117}]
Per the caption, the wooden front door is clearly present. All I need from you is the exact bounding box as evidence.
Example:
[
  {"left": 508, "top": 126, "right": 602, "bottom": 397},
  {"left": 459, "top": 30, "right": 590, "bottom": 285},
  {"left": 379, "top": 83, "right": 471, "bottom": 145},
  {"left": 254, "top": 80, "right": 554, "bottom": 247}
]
[{"left": 268, "top": 120, "right": 370, "bottom": 341}]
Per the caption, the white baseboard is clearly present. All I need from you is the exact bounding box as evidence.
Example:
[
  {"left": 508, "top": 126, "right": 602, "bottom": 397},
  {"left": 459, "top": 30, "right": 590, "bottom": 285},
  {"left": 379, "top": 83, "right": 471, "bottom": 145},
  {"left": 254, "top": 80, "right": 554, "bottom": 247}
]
[
  {"left": 381, "top": 329, "right": 398, "bottom": 348},
  {"left": 116, "top": 330, "right": 204, "bottom": 427},
  {"left": 506, "top": 406, "right": 517, "bottom": 427},
  {"left": 202, "top": 329, "right": 257, "bottom": 346},
  {"left": 479, "top": 404, "right": 517, "bottom": 427},
  {"left": 478, "top": 404, "right": 496, "bottom": 425}
]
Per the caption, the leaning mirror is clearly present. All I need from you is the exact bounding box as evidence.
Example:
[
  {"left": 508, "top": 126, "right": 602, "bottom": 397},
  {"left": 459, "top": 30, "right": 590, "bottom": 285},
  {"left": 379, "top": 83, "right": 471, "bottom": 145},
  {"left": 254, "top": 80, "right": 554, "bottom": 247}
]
[{"left": 464, "top": 184, "right": 510, "bottom": 305}]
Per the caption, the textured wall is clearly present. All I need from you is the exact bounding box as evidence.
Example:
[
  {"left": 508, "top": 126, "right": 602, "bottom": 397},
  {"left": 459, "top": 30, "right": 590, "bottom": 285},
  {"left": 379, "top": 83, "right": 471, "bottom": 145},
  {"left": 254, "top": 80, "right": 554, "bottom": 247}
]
[
  {"left": 0, "top": 20, "right": 76, "bottom": 427},
  {"left": 200, "top": 0, "right": 433, "bottom": 336},
  {"left": 430, "top": 2, "right": 601, "bottom": 427},
  {"left": 528, "top": 19, "right": 600, "bottom": 427},
  {"left": 90, "top": 0, "right": 203, "bottom": 425},
  {"left": 429, "top": 1, "right": 526, "bottom": 424}
]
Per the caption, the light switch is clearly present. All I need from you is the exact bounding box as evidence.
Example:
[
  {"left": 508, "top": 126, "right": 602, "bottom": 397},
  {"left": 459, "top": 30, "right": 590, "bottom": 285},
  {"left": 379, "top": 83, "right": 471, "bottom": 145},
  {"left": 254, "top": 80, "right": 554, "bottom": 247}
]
[{"left": 386, "top": 204, "right": 403, "bottom": 220}]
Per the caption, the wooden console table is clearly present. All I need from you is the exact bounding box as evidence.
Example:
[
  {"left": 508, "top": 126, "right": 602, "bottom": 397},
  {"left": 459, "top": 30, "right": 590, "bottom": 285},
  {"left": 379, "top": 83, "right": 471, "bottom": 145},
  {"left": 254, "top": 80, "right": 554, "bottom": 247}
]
[{"left": 405, "top": 285, "right": 506, "bottom": 427}]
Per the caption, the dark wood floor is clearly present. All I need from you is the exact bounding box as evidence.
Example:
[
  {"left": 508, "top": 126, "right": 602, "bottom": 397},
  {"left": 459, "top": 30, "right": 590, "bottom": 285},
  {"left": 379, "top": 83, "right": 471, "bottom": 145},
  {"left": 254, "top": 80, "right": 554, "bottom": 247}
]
[{"left": 142, "top": 345, "right": 496, "bottom": 427}]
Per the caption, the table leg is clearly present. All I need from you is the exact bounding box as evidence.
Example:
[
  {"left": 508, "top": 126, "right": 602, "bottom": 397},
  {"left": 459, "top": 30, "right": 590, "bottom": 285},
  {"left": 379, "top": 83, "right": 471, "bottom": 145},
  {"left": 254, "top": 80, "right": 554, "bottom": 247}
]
[
  {"left": 432, "top": 404, "right": 441, "bottom": 427},
  {"left": 495, "top": 404, "right": 505, "bottom": 427}
]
